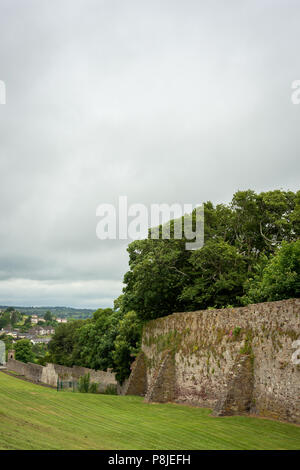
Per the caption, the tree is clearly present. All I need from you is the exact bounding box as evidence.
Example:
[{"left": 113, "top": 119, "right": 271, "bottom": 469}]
[
  {"left": 180, "top": 238, "right": 248, "bottom": 310},
  {"left": 121, "top": 189, "right": 299, "bottom": 321},
  {"left": 15, "top": 340, "right": 35, "bottom": 363},
  {"left": 72, "top": 308, "right": 123, "bottom": 371},
  {"left": 123, "top": 238, "right": 189, "bottom": 321},
  {"left": 0, "top": 312, "right": 11, "bottom": 329},
  {"left": 242, "top": 240, "right": 300, "bottom": 304},
  {"left": 113, "top": 311, "right": 142, "bottom": 383},
  {"left": 44, "top": 311, "right": 52, "bottom": 322},
  {"left": 11, "top": 310, "right": 22, "bottom": 326},
  {"left": 231, "top": 189, "right": 298, "bottom": 263},
  {"left": 48, "top": 321, "right": 83, "bottom": 367},
  {"left": 0, "top": 333, "right": 13, "bottom": 358}
]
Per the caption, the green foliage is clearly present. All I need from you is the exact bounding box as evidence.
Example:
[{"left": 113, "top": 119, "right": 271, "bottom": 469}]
[
  {"left": 10, "top": 310, "right": 22, "bottom": 326},
  {"left": 48, "top": 306, "right": 142, "bottom": 383},
  {"left": 0, "top": 306, "right": 94, "bottom": 320},
  {"left": 78, "top": 373, "right": 91, "bottom": 393},
  {"left": 242, "top": 240, "right": 300, "bottom": 304},
  {"left": 18, "top": 316, "right": 33, "bottom": 333},
  {"left": 123, "top": 238, "right": 189, "bottom": 321},
  {"left": 0, "top": 309, "right": 22, "bottom": 328},
  {"left": 101, "top": 384, "right": 118, "bottom": 395},
  {"left": 47, "top": 189, "right": 300, "bottom": 385},
  {"left": 0, "top": 312, "right": 11, "bottom": 329},
  {"left": 72, "top": 308, "right": 123, "bottom": 371},
  {"left": 78, "top": 373, "right": 99, "bottom": 394},
  {"left": 233, "top": 327, "right": 242, "bottom": 338},
  {"left": 113, "top": 311, "right": 142, "bottom": 383},
  {"left": 15, "top": 339, "right": 34, "bottom": 363},
  {"left": 88, "top": 382, "right": 98, "bottom": 394},
  {"left": 5, "top": 307, "right": 15, "bottom": 312},
  {"left": 31, "top": 343, "right": 49, "bottom": 365},
  {"left": 0, "top": 334, "right": 13, "bottom": 359},
  {"left": 44, "top": 311, "right": 53, "bottom": 322},
  {"left": 121, "top": 189, "right": 299, "bottom": 321},
  {"left": 48, "top": 321, "right": 84, "bottom": 366},
  {"left": 36, "top": 352, "right": 51, "bottom": 366},
  {"left": 180, "top": 239, "right": 247, "bottom": 310}
]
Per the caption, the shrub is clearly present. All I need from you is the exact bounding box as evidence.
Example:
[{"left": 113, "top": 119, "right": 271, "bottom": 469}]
[
  {"left": 101, "top": 384, "right": 118, "bottom": 395},
  {"left": 233, "top": 327, "right": 241, "bottom": 337},
  {"left": 78, "top": 373, "right": 91, "bottom": 393}
]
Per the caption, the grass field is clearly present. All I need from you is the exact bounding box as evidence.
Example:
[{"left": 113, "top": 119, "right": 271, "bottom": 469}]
[{"left": 0, "top": 373, "right": 299, "bottom": 450}]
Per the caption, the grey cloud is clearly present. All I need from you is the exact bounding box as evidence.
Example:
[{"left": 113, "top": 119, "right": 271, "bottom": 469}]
[{"left": 0, "top": 0, "right": 299, "bottom": 307}]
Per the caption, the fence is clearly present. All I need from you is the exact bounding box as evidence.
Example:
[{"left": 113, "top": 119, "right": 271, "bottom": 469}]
[
  {"left": 56, "top": 377, "right": 118, "bottom": 394},
  {"left": 56, "top": 379, "right": 78, "bottom": 392}
]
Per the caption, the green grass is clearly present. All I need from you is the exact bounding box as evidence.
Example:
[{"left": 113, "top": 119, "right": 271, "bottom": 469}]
[{"left": 0, "top": 373, "right": 299, "bottom": 450}]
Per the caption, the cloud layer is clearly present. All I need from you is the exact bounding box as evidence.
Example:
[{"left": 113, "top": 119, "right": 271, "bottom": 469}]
[{"left": 0, "top": 0, "right": 299, "bottom": 307}]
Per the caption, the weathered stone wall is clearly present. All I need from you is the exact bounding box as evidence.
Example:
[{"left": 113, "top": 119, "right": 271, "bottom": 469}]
[
  {"left": 144, "top": 350, "right": 175, "bottom": 403},
  {"left": 7, "top": 359, "right": 117, "bottom": 391},
  {"left": 121, "top": 352, "right": 147, "bottom": 396},
  {"left": 138, "top": 299, "right": 300, "bottom": 423},
  {"left": 212, "top": 355, "right": 254, "bottom": 416},
  {"left": 6, "top": 359, "right": 26, "bottom": 376},
  {"left": 7, "top": 359, "right": 43, "bottom": 383}
]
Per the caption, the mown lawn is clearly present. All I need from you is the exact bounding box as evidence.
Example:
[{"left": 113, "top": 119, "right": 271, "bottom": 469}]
[{"left": 0, "top": 373, "right": 299, "bottom": 450}]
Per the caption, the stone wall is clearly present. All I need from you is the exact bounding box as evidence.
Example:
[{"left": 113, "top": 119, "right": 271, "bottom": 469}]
[
  {"left": 7, "top": 359, "right": 43, "bottom": 383},
  {"left": 144, "top": 350, "right": 175, "bottom": 403},
  {"left": 7, "top": 359, "right": 117, "bottom": 391},
  {"left": 119, "top": 352, "right": 147, "bottom": 396},
  {"left": 128, "top": 298, "right": 300, "bottom": 424}
]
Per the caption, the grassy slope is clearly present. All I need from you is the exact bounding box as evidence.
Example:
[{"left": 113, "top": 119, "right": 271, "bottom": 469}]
[{"left": 0, "top": 373, "right": 299, "bottom": 450}]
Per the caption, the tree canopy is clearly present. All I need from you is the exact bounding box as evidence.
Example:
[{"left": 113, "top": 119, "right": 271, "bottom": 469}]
[
  {"left": 46, "top": 189, "right": 299, "bottom": 383},
  {"left": 121, "top": 189, "right": 299, "bottom": 320}
]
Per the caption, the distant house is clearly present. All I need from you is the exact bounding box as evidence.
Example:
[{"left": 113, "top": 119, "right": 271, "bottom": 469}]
[
  {"left": 1, "top": 327, "right": 12, "bottom": 334},
  {"left": 56, "top": 318, "right": 67, "bottom": 323},
  {"left": 30, "top": 337, "right": 51, "bottom": 345},
  {"left": 1, "top": 329, "right": 18, "bottom": 339},
  {"left": 1, "top": 329, "right": 27, "bottom": 340},
  {"left": 31, "top": 315, "right": 45, "bottom": 324},
  {"left": 29, "top": 326, "right": 55, "bottom": 336}
]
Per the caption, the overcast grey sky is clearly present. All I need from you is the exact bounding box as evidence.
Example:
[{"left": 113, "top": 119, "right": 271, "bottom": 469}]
[{"left": 0, "top": 0, "right": 299, "bottom": 309}]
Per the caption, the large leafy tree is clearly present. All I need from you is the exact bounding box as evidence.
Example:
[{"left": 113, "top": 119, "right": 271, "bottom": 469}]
[
  {"left": 113, "top": 310, "right": 142, "bottom": 383},
  {"left": 180, "top": 239, "right": 247, "bottom": 309},
  {"left": 48, "top": 321, "right": 84, "bottom": 366},
  {"left": 121, "top": 189, "right": 299, "bottom": 321},
  {"left": 15, "top": 339, "right": 35, "bottom": 363},
  {"left": 242, "top": 240, "right": 300, "bottom": 304},
  {"left": 123, "top": 238, "right": 189, "bottom": 320},
  {"left": 10, "top": 310, "right": 22, "bottom": 326},
  {"left": 0, "top": 312, "right": 11, "bottom": 329},
  {"left": 44, "top": 311, "right": 53, "bottom": 322},
  {"left": 231, "top": 189, "right": 298, "bottom": 262},
  {"left": 71, "top": 308, "right": 123, "bottom": 371}
]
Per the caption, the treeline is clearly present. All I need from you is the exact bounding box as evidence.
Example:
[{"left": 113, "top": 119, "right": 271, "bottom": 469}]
[
  {"left": 1, "top": 306, "right": 94, "bottom": 319},
  {"left": 0, "top": 307, "right": 22, "bottom": 329},
  {"left": 48, "top": 189, "right": 300, "bottom": 382},
  {"left": 48, "top": 309, "right": 141, "bottom": 383}
]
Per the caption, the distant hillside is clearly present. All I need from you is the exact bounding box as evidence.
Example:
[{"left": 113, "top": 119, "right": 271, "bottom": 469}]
[{"left": 0, "top": 305, "right": 94, "bottom": 319}]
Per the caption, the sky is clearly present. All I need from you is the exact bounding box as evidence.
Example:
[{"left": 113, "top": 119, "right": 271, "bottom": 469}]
[{"left": 0, "top": 0, "right": 299, "bottom": 309}]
